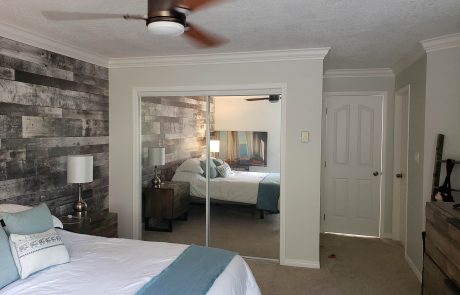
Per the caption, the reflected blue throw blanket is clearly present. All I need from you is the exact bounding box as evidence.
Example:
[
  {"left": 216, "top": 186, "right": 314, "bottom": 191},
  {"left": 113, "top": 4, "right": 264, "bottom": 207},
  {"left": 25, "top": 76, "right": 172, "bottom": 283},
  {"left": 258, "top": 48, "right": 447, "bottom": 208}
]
[
  {"left": 136, "top": 245, "right": 236, "bottom": 295},
  {"left": 256, "top": 173, "right": 280, "bottom": 212}
]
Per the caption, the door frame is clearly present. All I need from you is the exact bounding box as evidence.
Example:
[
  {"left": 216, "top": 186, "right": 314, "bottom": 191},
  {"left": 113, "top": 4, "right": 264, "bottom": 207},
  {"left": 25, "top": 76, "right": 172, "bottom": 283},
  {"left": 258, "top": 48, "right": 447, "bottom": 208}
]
[
  {"left": 392, "top": 85, "right": 411, "bottom": 243},
  {"left": 131, "top": 83, "right": 287, "bottom": 264},
  {"left": 321, "top": 91, "right": 387, "bottom": 237}
]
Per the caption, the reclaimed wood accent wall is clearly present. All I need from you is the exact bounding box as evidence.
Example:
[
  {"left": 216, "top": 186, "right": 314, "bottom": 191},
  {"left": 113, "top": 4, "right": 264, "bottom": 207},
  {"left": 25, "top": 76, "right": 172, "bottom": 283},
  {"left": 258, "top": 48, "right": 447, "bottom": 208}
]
[
  {"left": 141, "top": 96, "right": 214, "bottom": 186},
  {"left": 0, "top": 36, "right": 109, "bottom": 216}
]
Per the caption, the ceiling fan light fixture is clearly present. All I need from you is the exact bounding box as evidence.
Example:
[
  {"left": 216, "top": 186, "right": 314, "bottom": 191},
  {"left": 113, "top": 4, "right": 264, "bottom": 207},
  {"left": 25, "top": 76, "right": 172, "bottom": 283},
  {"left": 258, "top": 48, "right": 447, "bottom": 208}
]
[{"left": 148, "top": 21, "right": 185, "bottom": 36}]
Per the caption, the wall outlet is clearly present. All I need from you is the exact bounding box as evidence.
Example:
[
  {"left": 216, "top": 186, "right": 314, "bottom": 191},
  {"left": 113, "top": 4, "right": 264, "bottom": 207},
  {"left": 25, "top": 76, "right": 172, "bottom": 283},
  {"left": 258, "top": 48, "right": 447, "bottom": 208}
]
[{"left": 301, "top": 131, "right": 309, "bottom": 143}]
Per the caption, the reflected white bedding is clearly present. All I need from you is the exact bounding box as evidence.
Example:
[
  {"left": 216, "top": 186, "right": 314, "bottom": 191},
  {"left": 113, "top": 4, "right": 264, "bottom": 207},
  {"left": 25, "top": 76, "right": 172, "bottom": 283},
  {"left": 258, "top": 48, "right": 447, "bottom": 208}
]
[
  {"left": 172, "top": 171, "right": 268, "bottom": 204},
  {"left": 1, "top": 230, "right": 260, "bottom": 295}
]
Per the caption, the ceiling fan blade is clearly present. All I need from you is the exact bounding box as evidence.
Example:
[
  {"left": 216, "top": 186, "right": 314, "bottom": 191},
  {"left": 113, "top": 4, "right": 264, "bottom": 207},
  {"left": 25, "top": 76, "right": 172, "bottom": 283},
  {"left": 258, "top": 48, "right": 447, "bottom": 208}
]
[
  {"left": 246, "top": 98, "right": 268, "bottom": 102},
  {"left": 42, "top": 11, "right": 128, "bottom": 21},
  {"left": 177, "top": 0, "right": 225, "bottom": 11},
  {"left": 184, "top": 23, "right": 227, "bottom": 48}
]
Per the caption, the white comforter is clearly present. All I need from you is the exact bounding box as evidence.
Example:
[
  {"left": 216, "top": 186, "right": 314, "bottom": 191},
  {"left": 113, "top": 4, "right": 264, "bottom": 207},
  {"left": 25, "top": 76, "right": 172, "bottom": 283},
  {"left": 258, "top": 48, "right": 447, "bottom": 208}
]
[
  {"left": 1, "top": 230, "right": 261, "bottom": 295},
  {"left": 172, "top": 171, "right": 268, "bottom": 205}
]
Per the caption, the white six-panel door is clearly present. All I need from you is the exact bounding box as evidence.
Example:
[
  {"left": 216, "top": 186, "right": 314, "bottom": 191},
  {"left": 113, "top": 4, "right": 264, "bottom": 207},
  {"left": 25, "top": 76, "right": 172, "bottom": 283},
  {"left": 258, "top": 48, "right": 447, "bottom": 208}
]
[{"left": 324, "top": 94, "right": 383, "bottom": 236}]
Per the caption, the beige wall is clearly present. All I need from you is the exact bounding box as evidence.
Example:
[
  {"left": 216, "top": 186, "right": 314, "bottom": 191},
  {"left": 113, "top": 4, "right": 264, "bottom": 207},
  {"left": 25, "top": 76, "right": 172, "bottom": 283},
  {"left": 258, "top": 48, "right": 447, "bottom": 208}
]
[
  {"left": 395, "top": 55, "right": 427, "bottom": 275},
  {"left": 109, "top": 58, "right": 325, "bottom": 267},
  {"left": 214, "top": 96, "right": 281, "bottom": 173},
  {"left": 423, "top": 47, "right": 460, "bottom": 204},
  {"left": 323, "top": 76, "right": 395, "bottom": 236}
]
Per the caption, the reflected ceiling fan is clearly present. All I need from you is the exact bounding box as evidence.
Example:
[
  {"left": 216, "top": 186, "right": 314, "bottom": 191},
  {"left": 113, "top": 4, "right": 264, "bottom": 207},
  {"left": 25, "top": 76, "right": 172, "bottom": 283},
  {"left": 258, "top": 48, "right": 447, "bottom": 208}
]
[
  {"left": 42, "top": 0, "right": 228, "bottom": 48},
  {"left": 245, "top": 95, "right": 281, "bottom": 103}
]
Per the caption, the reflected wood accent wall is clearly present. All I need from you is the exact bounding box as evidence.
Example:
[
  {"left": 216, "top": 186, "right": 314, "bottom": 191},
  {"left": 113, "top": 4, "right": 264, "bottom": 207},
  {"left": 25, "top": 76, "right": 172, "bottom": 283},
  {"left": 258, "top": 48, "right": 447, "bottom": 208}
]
[
  {"left": 0, "top": 36, "right": 109, "bottom": 216},
  {"left": 141, "top": 96, "right": 214, "bottom": 186}
]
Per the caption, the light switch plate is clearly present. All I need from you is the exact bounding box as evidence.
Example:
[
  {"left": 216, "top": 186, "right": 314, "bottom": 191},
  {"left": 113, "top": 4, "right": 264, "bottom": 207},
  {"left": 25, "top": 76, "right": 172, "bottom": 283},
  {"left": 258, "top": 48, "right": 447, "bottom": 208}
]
[{"left": 301, "top": 131, "right": 309, "bottom": 143}]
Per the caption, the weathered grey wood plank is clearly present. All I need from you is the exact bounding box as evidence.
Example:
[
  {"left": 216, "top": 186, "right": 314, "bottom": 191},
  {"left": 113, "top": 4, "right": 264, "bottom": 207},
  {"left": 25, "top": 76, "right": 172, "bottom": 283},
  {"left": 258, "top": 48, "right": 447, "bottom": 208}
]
[
  {"left": 1, "top": 136, "right": 109, "bottom": 150},
  {"left": 22, "top": 116, "right": 83, "bottom": 138},
  {"left": 0, "top": 79, "right": 108, "bottom": 111},
  {"left": 0, "top": 102, "right": 62, "bottom": 118},
  {"left": 0, "top": 115, "right": 22, "bottom": 138},
  {"left": 0, "top": 66, "right": 14, "bottom": 80},
  {"left": 0, "top": 36, "right": 108, "bottom": 80},
  {"left": 0, "top": 54, "right": 73, "bottom": 81},
  {"left": 62, "top": 109, "right": 108, "bottom": 121},
  {"left": 83, "top": 120, "right": 109, "bottom": 137},
  {"left": 15, "top": 70, "right": 108, "bottom": 96}
]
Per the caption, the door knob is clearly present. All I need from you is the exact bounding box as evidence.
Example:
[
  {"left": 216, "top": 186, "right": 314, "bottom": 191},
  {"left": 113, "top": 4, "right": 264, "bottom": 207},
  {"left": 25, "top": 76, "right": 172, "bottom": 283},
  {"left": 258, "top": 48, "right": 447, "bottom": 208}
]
[
  {"left": 396, "top": 173, "right": 403, "bottom": 178},
  {"left": 373, "top": 171, "right": 379, "bottom": 176}
]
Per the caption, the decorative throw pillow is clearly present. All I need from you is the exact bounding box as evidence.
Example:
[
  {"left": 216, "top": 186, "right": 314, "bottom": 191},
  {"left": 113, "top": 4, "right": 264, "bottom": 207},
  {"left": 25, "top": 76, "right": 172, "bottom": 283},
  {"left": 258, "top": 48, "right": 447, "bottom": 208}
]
[
  {"left": 0, "top": 204, "right": 63, "bottom": 229},
  {"left": 212, "top": 157, "right": 224, "bottom": 167},
  {"left": 175, "top": 158, "right": 204, "bottom": 174},
  {"left": 9, "top": 228, "right": 70, "bottom": 279},
  {"left": 200, "top": 159, "right": 218, "bottom": 178},
  {"left": 216, "top": 162, "right": 232, "bottom": 178},
  {"left": 0, "top": 203, "right": 53, "bottom": 235},
  {"left": 0, "top": 226, "right": 19, "bottom": 289}
]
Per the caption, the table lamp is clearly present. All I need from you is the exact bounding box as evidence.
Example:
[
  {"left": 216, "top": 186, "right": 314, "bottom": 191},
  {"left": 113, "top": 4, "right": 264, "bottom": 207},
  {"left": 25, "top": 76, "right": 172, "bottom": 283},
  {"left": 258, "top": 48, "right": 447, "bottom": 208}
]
[
  {"left": 149, "top": 147, "right": 165, "bottom": 188},
  {"left": 67, "top": 155, "right": 93, "bottom": 218}
]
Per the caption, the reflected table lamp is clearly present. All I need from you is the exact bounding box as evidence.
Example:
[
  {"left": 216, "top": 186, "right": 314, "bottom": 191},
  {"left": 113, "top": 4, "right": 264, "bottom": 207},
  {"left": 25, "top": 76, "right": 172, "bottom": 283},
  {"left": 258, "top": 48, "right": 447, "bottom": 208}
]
[
  {"left": 149, "top": 147, "right": 165, "bottom": 188},
  {"left": 210, "top": 140, "right": 220, "bottom": 157},
  {"left": 67, "top": 155, "right": 93, "bottom": 218}
]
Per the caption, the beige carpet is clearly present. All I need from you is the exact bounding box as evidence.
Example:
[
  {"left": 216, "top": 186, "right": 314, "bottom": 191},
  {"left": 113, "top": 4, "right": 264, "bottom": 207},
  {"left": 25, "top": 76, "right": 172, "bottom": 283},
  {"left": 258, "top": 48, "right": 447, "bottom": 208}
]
[
  {"left": 247, "top": 233, "right": 421, "bottom": 295},
  {"left": 143, "top": 203, "right": 280, "bottom": 259}
]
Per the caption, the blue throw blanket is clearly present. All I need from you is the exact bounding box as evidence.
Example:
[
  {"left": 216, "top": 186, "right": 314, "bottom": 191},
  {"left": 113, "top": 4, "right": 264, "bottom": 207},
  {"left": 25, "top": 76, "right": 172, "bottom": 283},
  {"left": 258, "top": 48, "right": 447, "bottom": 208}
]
[
  {"left": 256, "top": 173, "right": 280, "bottom": 212},
  {"left": 136, "top": 245, "right": 237, "bottom": 295}
]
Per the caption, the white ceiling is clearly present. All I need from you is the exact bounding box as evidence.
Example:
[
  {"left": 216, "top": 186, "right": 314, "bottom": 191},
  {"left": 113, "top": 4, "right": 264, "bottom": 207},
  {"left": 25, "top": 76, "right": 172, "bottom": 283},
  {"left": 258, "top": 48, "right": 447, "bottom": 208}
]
[{"left": 0, "top": 0, "right": 459, "bottom": 69}]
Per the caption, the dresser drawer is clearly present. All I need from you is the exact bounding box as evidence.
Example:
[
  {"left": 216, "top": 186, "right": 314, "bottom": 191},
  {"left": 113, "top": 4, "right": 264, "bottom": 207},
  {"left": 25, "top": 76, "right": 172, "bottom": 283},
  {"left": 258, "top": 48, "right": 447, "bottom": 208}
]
[{"left": 423, "top": 254, "right": 460, "bottom": 295}]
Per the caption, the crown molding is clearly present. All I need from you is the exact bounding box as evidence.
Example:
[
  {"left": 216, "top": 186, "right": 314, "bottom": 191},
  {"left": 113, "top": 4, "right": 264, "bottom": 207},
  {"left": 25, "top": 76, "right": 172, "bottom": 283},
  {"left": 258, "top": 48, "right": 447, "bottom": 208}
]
[
  {"left": 108, "top": 48, "right": 331, "bottom": 68},
  {"left": 391, "top": 45, "right": 426, "bottom": 75},
  {"left": 0, "top": 21, "right": 109, "bottom": 67},
  {"left": 421, "top": 32, "right": 460, "bottom": 53},
  {"left": 323, "top": 68, "right": 394, "bottom": 78}
]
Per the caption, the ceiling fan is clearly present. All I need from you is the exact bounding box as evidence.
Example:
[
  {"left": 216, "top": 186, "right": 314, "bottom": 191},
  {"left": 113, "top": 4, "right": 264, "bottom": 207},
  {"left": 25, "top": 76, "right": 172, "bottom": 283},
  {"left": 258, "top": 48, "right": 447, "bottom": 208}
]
[
  {"left": 42, "top": 0, "right": 227, "bottom": 48},
  {"left": 245, "top": 95, "right": 281, "bottom": 103}
]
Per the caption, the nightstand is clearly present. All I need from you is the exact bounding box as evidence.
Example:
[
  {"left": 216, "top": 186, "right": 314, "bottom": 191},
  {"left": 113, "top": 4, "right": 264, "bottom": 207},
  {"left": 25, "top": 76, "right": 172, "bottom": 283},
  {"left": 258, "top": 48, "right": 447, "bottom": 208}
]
[
  {"left": 60, "top": 211, "right": 118, "bottom": 238},
  {"left": 143, "top": 181, "right": 190, "bottom": 232}
]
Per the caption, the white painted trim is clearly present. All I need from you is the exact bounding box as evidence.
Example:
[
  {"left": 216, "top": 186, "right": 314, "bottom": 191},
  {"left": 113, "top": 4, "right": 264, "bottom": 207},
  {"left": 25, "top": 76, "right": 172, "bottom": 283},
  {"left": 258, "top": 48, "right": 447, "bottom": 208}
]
[
  {"left": 0, "top": 21, "right": 109, "bottom": 67},
  {"left": 109, "top": 48, "right": 330, "bottom": 68},
  {"left": 391, "top": 46, "right": 426, "bottom": 75},
  {"left": 421, "top": 32, "right": 460, "bottom": 53},
  {"left": 392, "top": 85, "right": 411, "bottom": 246},
  {"left": 322, "top": 91, "right": 387, "bottom": 238},
  {"left": 323, "top": 68, "right": 394, "bottom": 78},
  {"left": 131, "top": 83, "right": 287, "bottom": 266},
  {"left": 405, "top": 253, "right": 422, "bottom": 282},
  {"left": 380, "top": 233, "right": 394, "bottom": 239},
  {"left": 283, "top": 259, "right": 320, "bottom": 269}
]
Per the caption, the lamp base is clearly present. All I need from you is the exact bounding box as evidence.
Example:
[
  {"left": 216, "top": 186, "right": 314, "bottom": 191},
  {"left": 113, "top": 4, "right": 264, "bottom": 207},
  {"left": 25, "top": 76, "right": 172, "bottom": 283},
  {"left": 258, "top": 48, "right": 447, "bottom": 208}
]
[{"left": 73, "top": 183, "right": 87, "bottom": 219}]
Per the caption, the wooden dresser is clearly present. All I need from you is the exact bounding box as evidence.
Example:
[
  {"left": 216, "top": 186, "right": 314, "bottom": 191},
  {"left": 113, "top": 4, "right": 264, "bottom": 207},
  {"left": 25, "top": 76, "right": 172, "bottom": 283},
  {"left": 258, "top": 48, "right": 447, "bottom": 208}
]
[{"left": 424, "top": 202, "right": 460, "bottom": 294}]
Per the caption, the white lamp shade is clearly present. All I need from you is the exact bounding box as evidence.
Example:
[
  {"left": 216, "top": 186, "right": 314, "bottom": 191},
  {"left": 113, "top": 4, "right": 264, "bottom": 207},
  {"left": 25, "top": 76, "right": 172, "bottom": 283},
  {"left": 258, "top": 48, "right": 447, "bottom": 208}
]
[
  {"left": 210, "top": 140, "right": 220, "bottom": 153},
  {"left": 149, "top": 147, "right": 166, "bottom": 166},
  {"left": 67, "top": 155, "right": 93, "bottom": 184}
]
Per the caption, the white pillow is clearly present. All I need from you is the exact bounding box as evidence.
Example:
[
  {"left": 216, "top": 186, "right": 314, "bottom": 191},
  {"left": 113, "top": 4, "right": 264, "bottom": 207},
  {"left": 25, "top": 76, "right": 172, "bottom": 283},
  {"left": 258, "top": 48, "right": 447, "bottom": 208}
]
[
  {"left": 0, "top": 204, "right": 63, "bottom": 229},
  {"left": 175, "top": 158, "right": 204, "bottom": 174},
  {"left": 9, "top": 228, "right": 70, "bottom": 279},
  {"left": 216, "top": 162, "right": 232, "bottom": 178}
]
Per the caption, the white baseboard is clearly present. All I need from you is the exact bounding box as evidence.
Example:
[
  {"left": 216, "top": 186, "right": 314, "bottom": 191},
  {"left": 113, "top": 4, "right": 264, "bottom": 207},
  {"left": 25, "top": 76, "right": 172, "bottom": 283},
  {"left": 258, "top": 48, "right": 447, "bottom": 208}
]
[
  {"left": 405, "top": 253, "right": 422, "bottom": 282},
  {"left": 380, "top": 232, "right": 393, "bottom": 239},
  {"left": 283, "top": 258, "right": 320, "bottom": 269}
]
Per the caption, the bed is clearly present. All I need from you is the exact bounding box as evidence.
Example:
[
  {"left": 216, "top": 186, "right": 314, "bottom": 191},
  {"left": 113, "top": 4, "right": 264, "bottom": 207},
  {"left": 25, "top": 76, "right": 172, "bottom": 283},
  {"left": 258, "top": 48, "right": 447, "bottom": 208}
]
[
  {"left": 1, "top": 229, "right": 261, "bottom": 295},
  {"left": 171, "top": 158, "right": 280, "bottom": 215}
]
